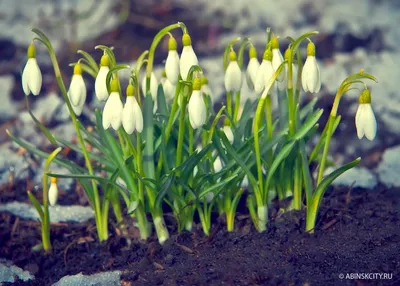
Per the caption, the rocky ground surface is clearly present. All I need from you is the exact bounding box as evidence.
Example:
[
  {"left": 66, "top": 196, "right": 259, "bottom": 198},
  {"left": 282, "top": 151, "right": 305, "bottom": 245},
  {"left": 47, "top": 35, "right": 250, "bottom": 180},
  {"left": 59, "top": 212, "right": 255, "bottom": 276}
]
[{"left": 0, "top": 0, "right": 399, "bottom": 284}]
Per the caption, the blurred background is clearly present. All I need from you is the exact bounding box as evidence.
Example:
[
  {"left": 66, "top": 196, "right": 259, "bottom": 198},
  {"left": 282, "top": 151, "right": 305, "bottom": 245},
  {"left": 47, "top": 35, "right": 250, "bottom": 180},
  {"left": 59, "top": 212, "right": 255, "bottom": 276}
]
[{"left": 0, "top": 0, "right": 399, "bottom": 189}]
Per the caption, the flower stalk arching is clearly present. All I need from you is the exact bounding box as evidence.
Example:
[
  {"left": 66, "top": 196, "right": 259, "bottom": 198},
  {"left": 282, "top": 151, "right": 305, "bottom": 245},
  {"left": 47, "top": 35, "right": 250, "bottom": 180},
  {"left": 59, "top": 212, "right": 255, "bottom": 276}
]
[{"left": 31, "top": 29, "right": 106, "bottom": 242}]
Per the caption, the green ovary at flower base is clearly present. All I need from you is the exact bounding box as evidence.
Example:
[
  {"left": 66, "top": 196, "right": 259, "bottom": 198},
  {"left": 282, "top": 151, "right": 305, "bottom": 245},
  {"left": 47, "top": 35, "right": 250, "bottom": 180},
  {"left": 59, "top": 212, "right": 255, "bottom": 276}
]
[{"left": 11, "top": 24, "right": 380, "bottom": 248}]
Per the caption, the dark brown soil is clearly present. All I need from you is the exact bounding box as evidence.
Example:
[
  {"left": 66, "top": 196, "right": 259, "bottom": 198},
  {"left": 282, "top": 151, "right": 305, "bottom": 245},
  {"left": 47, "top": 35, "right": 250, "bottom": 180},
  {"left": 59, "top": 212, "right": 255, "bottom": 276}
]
[{"left": 0, "top": 186, "right": 399, "bottom": 286}]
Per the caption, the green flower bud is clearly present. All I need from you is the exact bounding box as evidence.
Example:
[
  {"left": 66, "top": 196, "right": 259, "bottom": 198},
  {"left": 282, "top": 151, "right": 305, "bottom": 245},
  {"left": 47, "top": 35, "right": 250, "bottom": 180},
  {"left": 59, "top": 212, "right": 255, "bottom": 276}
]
[
  {"left": 359, "top": 89, "right": 371, "bottom": 104},
  {"left": 249, "top": 46, "right": 257, "bottom": 59},
  {"left": 229, "top": 50, "right": 237, "bottom": 62},
  {"left": 192, "top": 77, "right": 201, "bottom": 91},
  {"left": 110, "top": 78, "right": 119, "bottom": 93},
  {"left": 168, "top": 36, "right": 177, "bottom": 51},
  {"left": 307, "top": 42, "right": 316, "bottom": 57},
  {"left": 262, "top": 49, "right": 273, "bottom": 61},
  {"left": 73, "top": 63, "right": 82, "bottom": 75},
  {"left": 182, "top": 33, "right": 192, "bottom": 47},
  {"left": 126, "top": 84, "right": 135, "bottom": 97},
  {"left": 27, "top": 43, "right": 36, "bottom": 59},
  {"left": 271, "top": 36, "right": 279, "bottom": 50},
  {"left": 100, "top": 54, "right": 109, "bottom": 67}
]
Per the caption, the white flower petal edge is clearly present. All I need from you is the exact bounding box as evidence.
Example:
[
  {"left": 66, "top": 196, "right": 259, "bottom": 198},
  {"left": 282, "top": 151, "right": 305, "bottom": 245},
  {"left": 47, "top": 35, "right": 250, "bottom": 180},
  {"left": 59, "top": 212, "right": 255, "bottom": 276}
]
[
  {"left": 272, "top": 49, "right": 284, "bottom": 82},
  {"left": 224, "top": 61, "right": 242, "bottom": 92},
  {"left": 180, "top": 45, "right": 198, "bottom": 81},
  {"left": 48, "top": 183, "right": 58, "bottom": 206},
  {"left": 223, "top": 126, "right": 234, "bottom": 144},
  {"left": 141, "top": 72, "right": 158, "bottom": 100},
  {"left": 103, "top": 92, "right": 123, "bottom": 130},
  {"left": 302, "top": 56, "right": 321, "bottom": 93},
  {"left": 246, "top": 57, "right": 259, "bottom": 89},
  {"left": 68, "top": 91, "right": 85, "bottom": 116},
  {"left": 122, "top": 97, "right": 136, "bottom": 134},
  {"left": 254, "top": 60, "right": 274, "bottom": 94},
  {"left": 95, "top": 66, "right": 110, "bottom": 101},
  {"left": 163, "top": 79, "right": 176, "bottom": 101},
  {"left": 165, "top": 50, "right": 180, "bottom": 85},
  {"left": 188, "top": 90, "right": 206, "bottom": 129},
  {"left": 22, "top": 58, "right": 42, "bottom": 96},
  {"left": 355, "top": 104, "right": 377, "bottom": 141},
  {"left": 133, "top": 99, "right": 143, "bottom": 133}
]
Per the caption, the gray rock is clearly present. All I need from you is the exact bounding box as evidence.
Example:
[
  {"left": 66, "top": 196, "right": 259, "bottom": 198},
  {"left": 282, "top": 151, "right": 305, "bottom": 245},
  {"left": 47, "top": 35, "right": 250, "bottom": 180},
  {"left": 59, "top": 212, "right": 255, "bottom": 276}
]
[
  {"left": 0, "top": 260, "right": 34, "bottom": 283},
  {"left": 331, "top": 167, "right": 377, "bottom": 189},
  {"left": 0, "top": 202, "right": 94, "bottom": 223},
  {"left": 0, "top": 76, "right": 17, "bottom": 120},
  {"left": 376, "top": 145, "right": 400, "bottom": 187},
  {"left": 53, "top": 271, "right": 121, "bottom": 286}
]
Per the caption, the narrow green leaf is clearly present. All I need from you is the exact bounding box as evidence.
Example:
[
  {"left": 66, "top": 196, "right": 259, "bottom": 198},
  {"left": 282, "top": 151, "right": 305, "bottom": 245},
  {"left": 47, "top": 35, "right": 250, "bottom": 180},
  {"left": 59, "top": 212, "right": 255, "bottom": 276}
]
[
  {"left": 293, "top": 109, "right": 323, "bottom": 141},
  {"left": 27, "top": 191, "right": 44, "bottom": 221},
  {"left": 156, "top": 84, "right": 168, "bottom": 117},
  {"left": 77, "top": 50, "right": 99, "bottom": 74}
]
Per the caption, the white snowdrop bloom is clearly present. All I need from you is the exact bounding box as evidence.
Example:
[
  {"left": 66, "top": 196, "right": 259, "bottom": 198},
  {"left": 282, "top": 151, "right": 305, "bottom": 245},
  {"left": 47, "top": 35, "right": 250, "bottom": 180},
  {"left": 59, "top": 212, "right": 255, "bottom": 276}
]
[
  {"left": 68, "top": 63, "right": 86, "bottom": 107},
  {"left": 103, "top": 79, "right": 123, "bottom": 130},
  {"left": 165, "top": 36, "right": 180, "bottom": 85},
  {"left": 246, "top": 46, "right": 260, "bottom": 90},
  {"left": 141, "top": 72, "right": 158, "bottom": 101},
  {"left": 188, "top": 78, "right": 206, "bottom": 129},
  {"left": 223, "top": 125, "right": 234, "bottom": 144},
  {"left": 224, "top": 50, "right": 242, "bottom": 92},
  {"left": 95, "top": 55, "right": 110, "bottom": 101},
  {"left": 301, "top": 42, "right": 321, "bottom": 93},
  {"left": 355, "top": 90, "right": 377, "bottom": 141},
  {"left": 213, "top": 156, "right": 223, "bottom": 173},
  {"left": 68, "top": 91, "right": 85, "bottom": 116},
  {"left": 180, "top": 33, "right": 199, "bottom": 81},
  {"left": 271, "top": 37, "right": 284, "bottom": 82},
  {"left": 163, "top": 79, "right": 176, "bottom": 101},
  {"left": 48, "top": 177, "right": 58, "bottom": 206},
  {"left": 254, "top": 49, "right": 274, "bottom": 94},
  {"left": 122, "top": 85, "right": 143, "bottom": 134},
  {"left": 22, "top": 44, "right": 42, "bottom": 96}
]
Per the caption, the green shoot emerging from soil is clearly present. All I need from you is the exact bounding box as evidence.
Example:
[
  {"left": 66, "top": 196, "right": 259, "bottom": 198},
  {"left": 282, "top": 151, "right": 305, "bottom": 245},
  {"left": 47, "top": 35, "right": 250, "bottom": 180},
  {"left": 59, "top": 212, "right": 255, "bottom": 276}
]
[{"left": 10, "top": 22, "right": 378, "bottom": 250}]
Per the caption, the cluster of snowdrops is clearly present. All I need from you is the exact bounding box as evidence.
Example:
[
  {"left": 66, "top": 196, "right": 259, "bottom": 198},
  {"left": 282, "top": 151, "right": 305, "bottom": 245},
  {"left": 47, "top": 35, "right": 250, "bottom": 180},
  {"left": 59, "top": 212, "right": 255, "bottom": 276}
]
[{"left": 12, "top": 22, "right": 378, "bottom": 252}]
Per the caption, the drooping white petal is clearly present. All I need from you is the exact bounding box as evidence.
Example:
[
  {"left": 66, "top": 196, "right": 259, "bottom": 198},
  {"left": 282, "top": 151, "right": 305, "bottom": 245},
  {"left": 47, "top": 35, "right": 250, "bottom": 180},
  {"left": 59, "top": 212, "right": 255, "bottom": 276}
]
[
  {"left": 48, "top": 182, "right": 58, "bottom": 206},
  {"left": 188, "top": 90, "right": 206, "bottom": 129},
  {"left": 141, "top": 72, "right": 158, "bottom": 100},
  {"left": 22, "top": 58, "right": 42, "bottom": 96},
  {"left": 133, "top": 99, "right": 143, "bottom": 133},
  {"left": 122, "top": 96, "right": 136, "bottom": 134},
  {"left": 201, "top": 84, "right": 212, "bottom": 97},
  {"left": 223, "top": 125, "right": 234, "bottom": 144},
  {"left": 163, "top": 79, "right": 176, "bottom": 101},
  {"left": 254, "top": 60, "right": 274, "bottom": 94},
  {"left": 302, "top": 56, "right": 321, "bottom": 93},
  {"left": 95, "top": 66, "right": 110, "bottom": 101},
  {"left": 272, "top": 48, "right": 284, "bottom": 82},
  {"left": 102, "top": 92, "right": 123, "bottom": 130},
  {"left": 224, "top": 61, "right": 242, "bottom": 92},
  {"left": 69, "top": 74, "right": 86, "bottom": 106},
  {"left": 165, "top": 50, "right": 180, "bottom": 85},
  {"left": 68, "top": 91, "right": 84, "bottom": 116},
  {"left": 180, "top": 45, "right": 198, "bottom": 81},
  {"left": 246, "top": 57, "right": 260, "bottom": 89},
  {"left": 355, "top": 104, "right": 365, "bottom": 139},
  {"left": 213, "top": 156, "right": 223, "bottom": 173}
]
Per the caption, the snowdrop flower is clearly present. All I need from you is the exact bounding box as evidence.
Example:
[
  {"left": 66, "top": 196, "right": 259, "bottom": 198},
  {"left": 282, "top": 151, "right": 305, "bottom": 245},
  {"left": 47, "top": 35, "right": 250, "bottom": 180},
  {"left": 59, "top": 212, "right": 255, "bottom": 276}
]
[
  {"left": 302, "top": 41, "right": 321, "bottom": 93},
  {"left": 163, "top": 79, "right": 176, "bottom": 101},
  {"left": 141, "top": 71, "right": 158, "bottom": 101},
  {"left": 271, "top": 37, "right": 284, "bottom": 82},
  {"left": 279, "top": 49, "right": 298, "bottom": 92},
  {"left": 103, "top": 79, "right": 123, "bottom": 130},
  {"left": 188, "top": 78, "right": 206, "bottom": 129},
  {"left": 224, "top": 50, "right": 242, "bottom": 92},
  {"left": 22, "top": 43, "right": 42, "bottom": 96},
  {"left": 254, "top": 49, "right": 274, "bottom": 94},
  {"left": 355, "top": 89, "right": 377, "bottom": 141},
  {"left": 48, "top": 177, "right": 58, "bottom": 206},
  {"left": 246, "top": 46, "right": 260, "bottom": 90},
  {"left": 180, "top": 33, "right": 198, "bottom": 81},
  {"left": 165, "top": 36, "right": 180, "bottom": 85},
  {"left": 68, "top": 91, "right": 85, "bottom": 116},
  {"left": 95, "top": 54, "right": 110, "bottom": 101},
  {"left": 68, "top": 63, "right": 86, "bottom": 107},
  {"left": 122, "top": 84, "right": 143, "bottom": 134}
]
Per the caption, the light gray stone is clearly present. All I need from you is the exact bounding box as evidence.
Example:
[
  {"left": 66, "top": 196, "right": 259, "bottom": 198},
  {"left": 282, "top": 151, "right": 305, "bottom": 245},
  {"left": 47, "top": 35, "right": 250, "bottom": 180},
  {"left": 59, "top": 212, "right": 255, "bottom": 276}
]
[
  {"left": 53, "top": 271, "right": 121, "bottom": 286},
  {"left": 376, "top": 145, "right": 400, "bottom": 187},
  {"left": 0, "top": 260, "right": 34, "bottom": 283}
]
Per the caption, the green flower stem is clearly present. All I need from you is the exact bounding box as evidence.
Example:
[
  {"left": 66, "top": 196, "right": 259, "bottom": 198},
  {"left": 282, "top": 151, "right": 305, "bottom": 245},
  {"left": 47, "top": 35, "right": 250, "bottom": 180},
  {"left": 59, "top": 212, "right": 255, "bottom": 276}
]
[
  {"left": 137, "top": 203, "right": 151, "bottom": 240},
  {"left": 277, "top": 88, "right": 288, "bottom": 130},
  {"left": 254, "top": 96, "right": 266, "bottom": 196},
  {"left": 233, "top": 91, "right": 241, "bottom": 124},
  {"left": 198, "top": 206, "right": 210, "bottom": 236},
  {"left": 100, "top": 199, "right": 110, "bottom": 240},
  {"left": 110, "top": 190, "right": 123, "bottom": 223},
  {"left": 156, "top": 81, "right": 182, "bottom": 177},
  {"left": 176, "top": 96, "right": 188, "bottom": 173},
  {"left": 265, "top": 95, "right": 273, "bottom": 166},
  {"left": 189, "top": 125, "right": 194, "bottom": 155},
  {"left": 317, "top": 114, "right": 335, "bottom": 185},
  {"left": 292, "top": 155, "right": 302, "bottom": 210},
  {"left": 226, "top": 92, "right": 233, "bottom": 118}
]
